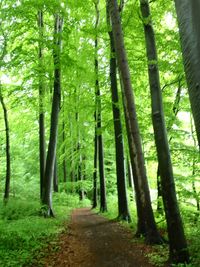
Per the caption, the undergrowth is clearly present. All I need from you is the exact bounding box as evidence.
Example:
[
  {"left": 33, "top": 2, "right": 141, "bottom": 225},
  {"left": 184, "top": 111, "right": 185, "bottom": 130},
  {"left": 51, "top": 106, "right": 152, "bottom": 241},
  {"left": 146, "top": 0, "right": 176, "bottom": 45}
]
[{"left": 0, "top": 192, "right": 90, "bottom": 267}]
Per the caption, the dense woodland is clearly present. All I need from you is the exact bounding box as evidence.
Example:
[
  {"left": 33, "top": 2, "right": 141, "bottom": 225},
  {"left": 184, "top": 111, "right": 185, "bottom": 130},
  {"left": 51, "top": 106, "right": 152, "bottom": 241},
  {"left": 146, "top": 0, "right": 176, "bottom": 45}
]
[{"left": 0, "top": 0, "right": 199, "bottom": 266}]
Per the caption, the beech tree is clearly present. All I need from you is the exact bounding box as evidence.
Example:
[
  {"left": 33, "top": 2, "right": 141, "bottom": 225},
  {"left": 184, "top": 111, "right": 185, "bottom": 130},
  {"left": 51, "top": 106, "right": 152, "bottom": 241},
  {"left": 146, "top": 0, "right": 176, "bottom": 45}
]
[
  {"left": 94, "top": 0, "right": 107, "bottom": 212},
  {"left": 174, "top": 0, "right": 200, "bottom": 148},
  {"left": 108, "top": 0, "right": 162, "bottom": 243},
  {"left": 106, "top": 3, "right": 130, "bottom": 222},
  {"left": 42, "top": 14, "right": 63, "bottom": 216},
  {"left": 38, "top": 10, "right": 46, "bottom": 200},
  {"left": 0, "top": 86, "right": 11, "bottom": 202},
  {"left": 140, "top": 0, "right": 189, "bottom": 263}
]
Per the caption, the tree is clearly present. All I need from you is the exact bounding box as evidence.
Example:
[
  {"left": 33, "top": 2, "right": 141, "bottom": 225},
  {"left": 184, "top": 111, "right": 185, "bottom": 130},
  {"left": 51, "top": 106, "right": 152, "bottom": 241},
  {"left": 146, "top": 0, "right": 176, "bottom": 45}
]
[
  {"left": 140, "top": 0, "right": 189, "bottom": 263},
  {"left": 0, "top": 85, "right": 11, "bottom": 202},
  {"left": 106, "top": 3, "right": 130, "bottom": 222},
  {"left": 94, "top": 0, "right": 107, "bottom": 212},
  {"left": 38, "top": 10, "right": 46, "bottom": 200},
  {"left": 108, "top": 0, "right": 162, "bottom": 243},
  {"left": 42, "top": 14, "right": 63, "bottom": 216},
  {"left": 92, "top": 124, "right": 98, "bottom": 208},
  {"left": 174, "top": 0, "right": 200, "bottom": 148}
]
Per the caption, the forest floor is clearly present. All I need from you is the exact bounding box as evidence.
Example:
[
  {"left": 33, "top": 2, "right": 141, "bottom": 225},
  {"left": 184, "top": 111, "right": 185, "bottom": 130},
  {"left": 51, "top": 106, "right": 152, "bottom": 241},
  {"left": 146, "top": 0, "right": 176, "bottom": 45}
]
[{"left": 40, "top": 208, "right": 164, "bottom": 267}]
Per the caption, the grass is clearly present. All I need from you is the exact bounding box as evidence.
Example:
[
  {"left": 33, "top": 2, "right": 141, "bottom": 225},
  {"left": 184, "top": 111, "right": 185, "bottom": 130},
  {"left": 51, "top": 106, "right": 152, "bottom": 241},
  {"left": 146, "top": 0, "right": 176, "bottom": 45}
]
[{"left": 0, "top": 193, "right": 91, "bottom": 267}]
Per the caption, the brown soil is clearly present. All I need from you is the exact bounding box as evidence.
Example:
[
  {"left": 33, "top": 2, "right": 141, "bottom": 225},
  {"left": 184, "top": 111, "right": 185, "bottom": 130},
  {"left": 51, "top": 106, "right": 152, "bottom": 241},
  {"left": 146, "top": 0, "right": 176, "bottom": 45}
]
[{"left": 42, "top": 208, "right": 160, "bottom": 267}]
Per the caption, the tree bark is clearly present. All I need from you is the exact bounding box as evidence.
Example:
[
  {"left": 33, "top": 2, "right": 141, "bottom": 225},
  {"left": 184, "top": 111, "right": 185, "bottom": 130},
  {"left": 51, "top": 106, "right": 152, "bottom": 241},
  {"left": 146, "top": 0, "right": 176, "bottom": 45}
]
[
  {"left": 62, "top": 120, "right": 67, "bottom": 183},
  {"left": 53, "top": 157, "right": 58, "bottom": 192},
  {"left": 108, "top": 0, "right": 162, "bottom": 243},
  {"left": 127, "top": 156, "right": 133, "bottom": 188},
  {"left": 0, "top": 87, "right": 11, "bottom": 202},
  {"left": 190, "top": 116, "right": 200, "bottom": 213},
  {"left": 106, "top": 5, "right": 130, "bottom": 222},
  {"left": 95, "top": 0, "right": 107, "bottom": 212},
  {"left": 92, "top": 120, "right": 98, "bottom": 209},
  {"left": 140, "top": 0, "right": 189, "bottom": 263},
  {"left": 42, "top": 14, "right": 63, "bottom": 217},
  {"left": 174, "top": 0, "right": 200, "bottom": 148},
  {"left": 38, "top": 10, "right": 46, "bottom": 201},
  {"left": 157, "top": 82, "right": 182, "bottom": 213}
]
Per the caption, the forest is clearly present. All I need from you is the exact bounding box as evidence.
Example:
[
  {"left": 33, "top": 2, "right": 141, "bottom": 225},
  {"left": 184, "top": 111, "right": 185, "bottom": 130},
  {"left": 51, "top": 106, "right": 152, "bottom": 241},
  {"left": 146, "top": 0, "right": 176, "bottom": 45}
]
[{"left": 0, "top": 0, "right": 199, "bottom": 266}]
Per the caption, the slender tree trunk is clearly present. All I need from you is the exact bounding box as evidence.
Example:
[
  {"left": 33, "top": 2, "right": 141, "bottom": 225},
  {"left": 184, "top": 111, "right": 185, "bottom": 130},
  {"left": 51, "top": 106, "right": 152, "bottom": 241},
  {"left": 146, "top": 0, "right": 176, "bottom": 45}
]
[
  {"left": 38, "top": 10, "right": 46, "bottom": 201},
  {"left": 190, "top": 116, "right": 200, "bottom": 213},
  {"left": 42, "top": 15, "right": 63, "bottom": 217},
  {"left": 95, "top": 0, "right": 107, "bottom": 212},
  {"left": 174, "top": 0, "right": 200, "bottom": 148},
  {"left": 106, "top": 6, "right": 130, "bottom": 221},
  {"left": 62, "top": 121, "right": 67, "bottom": 183},
  {"left": 0, "top": 89, "right": 11, "bottom": 202},
  {"left": 127, "top": 156, "right": 133, "bottom": 188},
  {"left": 140, "top": 0, "right": 189, "bottom": 263},
  {"left": 53, "top": 157, "right": 58, "bottom": 192},
  {"left": 62, "top": 96, "right": 67, "bottom": 184},
  {"left": 92, "top": 119, "right": 98, "bottom": 209},
  {"left": 108, "top": 0, "right": 162, "bottom": 243},
  {"left": 122, "top": 91, "right": 146, "bottom": 236},
  {"left": 157, "top": 82, "right": 182, "bottom": 213}
]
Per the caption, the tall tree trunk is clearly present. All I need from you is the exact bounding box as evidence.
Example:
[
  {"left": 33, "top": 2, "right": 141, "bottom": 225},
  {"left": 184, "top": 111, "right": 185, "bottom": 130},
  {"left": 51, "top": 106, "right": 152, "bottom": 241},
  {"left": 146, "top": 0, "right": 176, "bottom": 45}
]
[
  {"left": 38, "top": 10, "right": 46, "bottom": 201},
  {"left": 157, "top": 82, "right": 182, "bottom": 213},
  {"left": 92, "top": 119, "right": 98, "bottom": 209},
  {"left": 95, "top": 0, "right": 107, "bottom": 212},
  {"left": 0, "top": 88, "right": 11, "bottom": 202},
  {"left": 42, "top": 14, "right": 63, "bottom": 217},
  {"left": 174, "top": 0, "right": 200, "bottom": 148},
  {"left": 108, "top": 0, "right": 162, "bottom": 244},
  {"left": 140, "top": 0, "right": 189, "bottom": 263},
  {"left": 106, "top": 6, "right": 130, "bottom": 222}
]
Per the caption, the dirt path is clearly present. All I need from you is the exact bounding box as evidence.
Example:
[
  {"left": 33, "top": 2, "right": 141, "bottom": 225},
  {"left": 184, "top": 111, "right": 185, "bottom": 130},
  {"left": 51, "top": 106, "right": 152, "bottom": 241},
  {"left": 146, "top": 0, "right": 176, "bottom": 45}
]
[{"left": 44, "top": 208, "right": 156, "bottom": 267}]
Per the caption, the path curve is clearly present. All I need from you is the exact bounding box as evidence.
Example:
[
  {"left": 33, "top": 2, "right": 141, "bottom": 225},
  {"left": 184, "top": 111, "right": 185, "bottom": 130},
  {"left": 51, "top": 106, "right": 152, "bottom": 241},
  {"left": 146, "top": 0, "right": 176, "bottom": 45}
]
[{"left": 44, "top": 208, "right": 155, "bottom": 267}]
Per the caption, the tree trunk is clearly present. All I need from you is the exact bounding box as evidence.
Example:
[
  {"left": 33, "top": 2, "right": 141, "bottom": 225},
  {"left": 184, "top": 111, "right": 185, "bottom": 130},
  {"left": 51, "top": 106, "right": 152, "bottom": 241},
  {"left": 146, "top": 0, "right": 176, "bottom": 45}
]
[
  {"left": 38, "top": 10, "right": 46, "bottom": 201},
  {"left": 127, "top": 156, "right": 133, "bottom": 188},
  {"left": 106, "top": 5, "right": 130, "bottom": 222},
  {"left": 62, "top": 121, "right": 67, "bottom": 183},
  {"left": 140, "top": 0, "right": 189, "bottom": 263},
  {"left": 0, "top": 88, "right": 11, "bottom": 202},
  {"left": 42, "top": 14, "right": 63, "bottom": 217},
  {"left": 108, "top": 0, "right": 162, "bottom": 244},
  {"left": 157, "top": 82, "right": 182, "bottom": 213},
  {"left": 53, "top": 157, "right": 58, "bottom": 192},
  {"left": 95, "top": 0, "right": 107, "bottom": 212},
  {"left": 62, "top": 96, "right": 67, "bottom": 184},
  {"left": 190, "top": 116, "right": 200, "bottom": 213},
  {"left": 92, "top": 122, "right": 98, "bottom": 209},
  {"left": 174, "top": 0, "right": 200, "bottom": 148}
]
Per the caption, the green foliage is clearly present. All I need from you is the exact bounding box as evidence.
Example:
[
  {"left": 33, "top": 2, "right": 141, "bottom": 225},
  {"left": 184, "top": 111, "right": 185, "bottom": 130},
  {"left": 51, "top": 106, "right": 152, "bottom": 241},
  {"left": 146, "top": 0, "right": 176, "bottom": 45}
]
[
  {"left": 147, "top": 245, "right": 168, "bottom": 267},
  {"left": 0, "top": 199, "right": 40, "bottom": 220},
  {"left": 0, "top": 0, "right": 199, "bottom": 265},
  {"left": 0, "top": 193, "right": 88, "bottom": 267}
]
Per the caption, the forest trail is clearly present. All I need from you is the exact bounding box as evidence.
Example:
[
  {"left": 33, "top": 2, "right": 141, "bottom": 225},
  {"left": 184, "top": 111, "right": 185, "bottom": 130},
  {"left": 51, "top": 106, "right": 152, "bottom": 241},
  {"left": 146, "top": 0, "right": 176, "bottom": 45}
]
[{"left": 43, "top": 208, "right": 156, "bottom": 267}]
